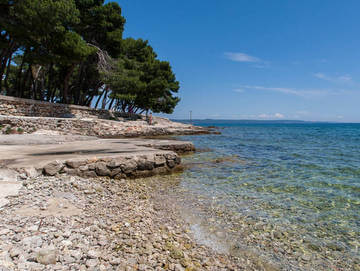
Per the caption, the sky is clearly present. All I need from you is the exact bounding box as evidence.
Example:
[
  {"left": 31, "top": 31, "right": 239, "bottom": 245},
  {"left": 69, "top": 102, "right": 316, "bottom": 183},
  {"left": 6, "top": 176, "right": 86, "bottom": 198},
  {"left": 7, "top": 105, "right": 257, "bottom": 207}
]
[{"left": 113, "top": 0, "right": 360, "bottom": 122}]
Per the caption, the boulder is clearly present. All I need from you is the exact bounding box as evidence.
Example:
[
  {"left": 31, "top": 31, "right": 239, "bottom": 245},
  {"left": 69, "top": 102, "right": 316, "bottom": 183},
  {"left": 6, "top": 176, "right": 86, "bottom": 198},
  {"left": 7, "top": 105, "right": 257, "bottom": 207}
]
[
  {"left": 66, "top": 159, "right": 86, "bottom": 169},
  {"left": 36, "top": 248, "right": 57, "bottom": 265},
  {"left": 120, "top": 160, "right": 137, "bottom": 174},
  {"left": 95, "top": 162, "right": 111, "bottom": 176},
  {"left": 154, "top": 155, "right": 166, "bottom": 167},
  {"left": 43, "top": 161, "right": 64, "bottom": 176}
]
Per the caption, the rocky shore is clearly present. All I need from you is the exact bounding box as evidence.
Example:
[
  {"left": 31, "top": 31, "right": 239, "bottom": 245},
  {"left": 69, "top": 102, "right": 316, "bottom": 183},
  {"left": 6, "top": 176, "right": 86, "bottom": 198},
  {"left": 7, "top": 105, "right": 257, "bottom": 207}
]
[
  {"left": 0, "top": 115, "right": 215, "bottom": 138},
  {"left": 0, "top": 173, "right": 262, "bottom": 271},
  {"left": 0, "top": 116, "right": 251, "bottom": 271}
]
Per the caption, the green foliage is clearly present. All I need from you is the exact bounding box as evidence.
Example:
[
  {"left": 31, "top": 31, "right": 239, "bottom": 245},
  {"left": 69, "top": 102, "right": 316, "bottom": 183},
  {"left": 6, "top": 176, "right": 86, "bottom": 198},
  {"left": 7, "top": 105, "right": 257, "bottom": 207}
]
[
  {"left": 4, "top": 126, "right": 12, "bottom": 134},
  {"left": 0, "top": 0, "right": 180, "bottom": 114},
  {"left": 105, "top": 38, "right": 180, "bottom": 114}
]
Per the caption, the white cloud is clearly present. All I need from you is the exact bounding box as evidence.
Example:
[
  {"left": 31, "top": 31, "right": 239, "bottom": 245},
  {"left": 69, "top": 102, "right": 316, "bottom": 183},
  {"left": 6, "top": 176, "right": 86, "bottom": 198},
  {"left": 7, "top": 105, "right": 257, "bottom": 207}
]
[
  {"left": 314, "top": 73, "right": 327, "bottom": 79},
  {"left": 257, "top": 113, "right": 285, "bottom": 119},
  {"left": 224, "top": 52, "right": 260, "bottom": 63},
  {"left": 233, "top": 89, "right": 244, "bottom": 93},
  {"left": 338, "top": 75, "right": 352, "bottom": 82},
  {"left": 314, "top": 73, "right": 352, "bottom": 83},
  {"left": 239, "top": 85, "right": 348, "bottom": 98}
]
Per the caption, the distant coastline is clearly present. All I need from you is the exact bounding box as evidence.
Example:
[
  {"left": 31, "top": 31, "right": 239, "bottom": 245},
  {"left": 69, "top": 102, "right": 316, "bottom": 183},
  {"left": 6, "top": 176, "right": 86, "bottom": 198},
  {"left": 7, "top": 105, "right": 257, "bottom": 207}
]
[{"left": 173, "top": 119, "right": 360, "bottom": 124}]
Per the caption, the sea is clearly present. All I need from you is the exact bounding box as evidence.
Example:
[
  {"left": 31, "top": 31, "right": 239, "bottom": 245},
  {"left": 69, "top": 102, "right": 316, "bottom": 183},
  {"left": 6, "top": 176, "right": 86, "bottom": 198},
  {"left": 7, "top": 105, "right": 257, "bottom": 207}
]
[{"left": 165, "top": 120, "right": 360, "bottom": 270}]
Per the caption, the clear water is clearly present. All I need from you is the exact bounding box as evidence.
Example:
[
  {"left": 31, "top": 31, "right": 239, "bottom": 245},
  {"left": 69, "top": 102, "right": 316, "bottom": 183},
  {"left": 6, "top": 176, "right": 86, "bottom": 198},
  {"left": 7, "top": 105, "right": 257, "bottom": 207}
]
[{"left": 173, "top": 121, "right": 360, "bottom": 270}]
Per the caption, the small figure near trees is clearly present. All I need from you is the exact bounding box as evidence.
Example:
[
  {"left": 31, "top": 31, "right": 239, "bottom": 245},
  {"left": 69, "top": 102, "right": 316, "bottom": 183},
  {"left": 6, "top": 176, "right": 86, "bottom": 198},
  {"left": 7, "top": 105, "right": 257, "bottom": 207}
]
[{"left": 147, "top": 112, "right": 153, "bottom": 125}]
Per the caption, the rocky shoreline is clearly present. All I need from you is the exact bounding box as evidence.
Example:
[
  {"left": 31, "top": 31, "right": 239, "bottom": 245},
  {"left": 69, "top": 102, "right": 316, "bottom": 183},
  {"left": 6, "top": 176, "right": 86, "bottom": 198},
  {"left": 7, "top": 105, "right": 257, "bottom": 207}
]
[
  {"left": 0, "top": 118, "right": 254, "bottom": 271},
  {"left": 0, "top": 173, "right": 262, "bottom": 271},
  {"left": 0, "top": 115, "right": 216, "bottom": 138}
]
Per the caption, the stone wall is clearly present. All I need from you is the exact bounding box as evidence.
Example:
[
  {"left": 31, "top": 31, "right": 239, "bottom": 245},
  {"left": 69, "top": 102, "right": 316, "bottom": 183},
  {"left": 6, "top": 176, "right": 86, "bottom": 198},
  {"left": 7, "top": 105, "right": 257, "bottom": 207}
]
[
  {"left": 18, "top": 152, "right": 181, "bottom": 180},
  {"left": 0, "top": 95, "right": 139, "bottom": 120},
  {"left": 0, "top": 115, "right": 208, "bottom": 138},
  {"left": 0, "top": 115, "right": 99, "bottom": 136}
]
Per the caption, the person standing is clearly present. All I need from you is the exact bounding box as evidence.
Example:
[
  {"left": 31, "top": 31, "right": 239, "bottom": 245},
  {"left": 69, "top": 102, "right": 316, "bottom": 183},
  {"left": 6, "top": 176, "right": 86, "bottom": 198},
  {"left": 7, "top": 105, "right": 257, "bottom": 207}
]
[{"left": 148, "top": 113, "right": 153, "bottom": 125}]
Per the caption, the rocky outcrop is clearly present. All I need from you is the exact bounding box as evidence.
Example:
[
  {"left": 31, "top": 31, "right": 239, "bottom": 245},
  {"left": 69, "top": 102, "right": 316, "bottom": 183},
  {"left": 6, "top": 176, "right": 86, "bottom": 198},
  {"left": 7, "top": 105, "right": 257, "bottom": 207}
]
[
  {"left": 0, "top": 115, "right": 212, "bottom": 137},
  {"left": 39, "top": 152, "right": 181, "bottom": 179}
]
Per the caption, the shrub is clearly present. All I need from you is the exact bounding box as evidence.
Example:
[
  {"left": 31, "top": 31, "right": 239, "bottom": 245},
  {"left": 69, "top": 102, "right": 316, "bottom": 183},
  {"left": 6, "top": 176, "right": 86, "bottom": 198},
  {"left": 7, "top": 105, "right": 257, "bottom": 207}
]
[{"left": 5, "top": 127, "right": 13, "bottom": 134}]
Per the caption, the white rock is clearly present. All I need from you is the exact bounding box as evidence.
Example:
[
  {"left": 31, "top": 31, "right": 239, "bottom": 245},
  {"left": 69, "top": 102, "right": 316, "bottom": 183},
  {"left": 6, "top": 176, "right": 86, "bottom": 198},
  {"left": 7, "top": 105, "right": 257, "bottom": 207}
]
[
  {"left": 36, "top": 248, "right": 57, "bottom": 265},
  {"left": 86, "top": 258, "right": 99, "bottom": 268},
  {"left": 87, "top": 249, "right": 100, "bottom": 259},
  {"left": 0, "top": 229, "right": 10, "bottom": 236}
]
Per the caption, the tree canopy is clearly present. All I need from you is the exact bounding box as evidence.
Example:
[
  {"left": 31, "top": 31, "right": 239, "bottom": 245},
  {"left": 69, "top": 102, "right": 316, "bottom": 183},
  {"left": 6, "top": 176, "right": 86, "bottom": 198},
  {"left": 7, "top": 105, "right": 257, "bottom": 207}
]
[{"left": 0, "top": 0, "right": 180, "bottom": 114}]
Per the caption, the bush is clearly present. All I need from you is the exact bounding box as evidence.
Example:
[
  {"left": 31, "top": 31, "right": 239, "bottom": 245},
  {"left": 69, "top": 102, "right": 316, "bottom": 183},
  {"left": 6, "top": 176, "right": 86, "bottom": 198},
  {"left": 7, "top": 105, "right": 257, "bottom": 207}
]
[
  {"left": 17, "top": 127, "right": 24, "bottom": 134},
  {"left": 5, "top": 126, "right": 13, "bottom": 134}
]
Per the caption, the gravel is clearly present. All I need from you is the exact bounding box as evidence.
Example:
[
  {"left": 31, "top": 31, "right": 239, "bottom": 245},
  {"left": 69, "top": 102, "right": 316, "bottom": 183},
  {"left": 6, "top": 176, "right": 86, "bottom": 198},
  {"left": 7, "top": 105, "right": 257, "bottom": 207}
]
[{"left": 0, "top": 174, "right": 256, "bottom": 270}]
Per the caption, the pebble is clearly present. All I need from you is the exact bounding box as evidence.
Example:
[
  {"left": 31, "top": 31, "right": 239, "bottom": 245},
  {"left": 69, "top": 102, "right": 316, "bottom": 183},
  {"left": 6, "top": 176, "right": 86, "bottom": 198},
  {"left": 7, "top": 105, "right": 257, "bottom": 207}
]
[
  {"left": 0, "top": 174, "right": 301, "bottom": 271},
  {"left": 36, "top": 248, "right": 57, "bottom": 265}
]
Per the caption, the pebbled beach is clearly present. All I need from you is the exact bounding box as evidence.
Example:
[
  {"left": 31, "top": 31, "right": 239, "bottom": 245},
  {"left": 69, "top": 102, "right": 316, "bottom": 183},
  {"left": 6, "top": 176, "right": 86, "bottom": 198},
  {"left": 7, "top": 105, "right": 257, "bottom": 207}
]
[{"left": 0, "top": 172, "right": 265, "bottom": 271}]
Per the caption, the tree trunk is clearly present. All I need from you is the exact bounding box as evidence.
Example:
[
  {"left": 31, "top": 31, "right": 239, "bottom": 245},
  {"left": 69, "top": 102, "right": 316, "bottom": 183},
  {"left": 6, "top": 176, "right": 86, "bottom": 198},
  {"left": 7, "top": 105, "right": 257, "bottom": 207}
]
[
  {"left": 21, "top": 65, "right": 32, "bottom": 98},
  {"left": 3, "top": 52, "right": 13, "bottom": 94},
  {"left": 15, "top": 49, "right": 27, "bottom": 97},
  {"left": 108, "top": 97, "right": 115, "bottom": 110},
  {"left": 0, "top": 39, "right": 16, "bottom": 91},
  {"left": 101, "top": 87, "right": 109, "bottom": 109},
  {"left": 31, "top": 65, "right": 42, "bottom": 100},
  {"left": 94, "top": 89, "right": 104, "bottom": 109},
  {"left": 63, "top": 64, "right": 76, "bottom": 103}
]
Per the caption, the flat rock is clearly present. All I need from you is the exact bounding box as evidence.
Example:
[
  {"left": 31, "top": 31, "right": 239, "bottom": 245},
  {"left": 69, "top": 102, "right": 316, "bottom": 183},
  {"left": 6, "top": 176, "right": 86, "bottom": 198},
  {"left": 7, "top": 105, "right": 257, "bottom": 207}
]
[{"left": 36, "top": 248, "right": 57, "bottom": 265}]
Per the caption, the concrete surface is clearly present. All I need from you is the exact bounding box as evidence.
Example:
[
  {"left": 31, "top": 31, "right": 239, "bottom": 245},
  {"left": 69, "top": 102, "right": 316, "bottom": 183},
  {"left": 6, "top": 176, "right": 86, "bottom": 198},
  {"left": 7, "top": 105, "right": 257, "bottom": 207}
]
[
  {"left": 0, "top": 135, "right": 193, "bottom": 208},
  {"left": 0, "top": 137, "right": 191, "bottom": 169},
  {"left": 0, "top": 168, "right": 22, "bottom": 208}
]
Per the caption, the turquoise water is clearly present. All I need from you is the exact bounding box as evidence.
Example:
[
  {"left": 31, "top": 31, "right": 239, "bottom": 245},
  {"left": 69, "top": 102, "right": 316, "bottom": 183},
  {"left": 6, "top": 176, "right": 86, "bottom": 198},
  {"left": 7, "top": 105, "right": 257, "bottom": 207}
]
[{"left": 174, "top": 121, "right": 360, "bottom": 270}]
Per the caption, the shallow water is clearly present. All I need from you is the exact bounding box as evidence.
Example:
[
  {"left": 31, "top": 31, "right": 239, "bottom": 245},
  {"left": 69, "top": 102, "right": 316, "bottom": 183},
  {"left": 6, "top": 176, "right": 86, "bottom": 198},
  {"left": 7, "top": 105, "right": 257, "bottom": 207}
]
[{"left": 171, "top": 121, "right": 360, "bottom": 270}]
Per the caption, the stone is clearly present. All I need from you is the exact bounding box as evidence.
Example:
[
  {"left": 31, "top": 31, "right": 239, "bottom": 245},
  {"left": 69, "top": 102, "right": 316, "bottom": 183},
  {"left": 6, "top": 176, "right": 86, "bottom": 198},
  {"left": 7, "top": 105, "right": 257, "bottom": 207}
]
[
  {"left": 108, "top": 158, "right": 126, "bottom": 169},
  {"left": 86, "top": 259, "right": 99, "bottom": 268},
  {"left": 110, "top": 167, "right": 122, "bottom": 177},
  {"left": 78, "top": 165, "right": 89, "bottom": 171},
  {"left": 154, "top": 155, "right": 166, "bottom": 167},
  {"left": 87, "top": 250, "right": 100, "bottom": 259},
  {"left": 22, "top": 167, "right": 41, "bottom": 178},
  {"left": 62, "top": 167, "right": 79, "bottom": 176},
  {"left": 61, "top": 240, "right": 72, "bottom": 247},
  {"left": 87, "top": 163, "right": 96, "bottom": 170},
  {"left": 62, "top": 254, "right": 75, "bottom": 264},
  {"left": 137, "top": 158, "right": 154, "bottom": 171},
  {"left": 66, "top": 159, "right": 86, "bottom": 169},
  {"left": 36, "top": 248, "right": 57, "bottom": 265},
  {"left": 114, "top": 173, "right": 126, "bottom": 180},
  {"left": 9, "top": 248, "right": 21, "bottom": 258},
  {"left": 167, "top": 160, "right": 176, "bottom": 168},
  {"left": 43, "top": 161, "right": 64, "bottom": 176},
  {"left": 95, "top": 162, "right": 111, "bottom": 176},
  {"left": 69, "top": 250, "right": 82, "bottom": 260},
  {"left": 80, "top": 171, "right": 98, "bottom": 178},
  {"left": 22, "top": 236, "right": 43, "bottom": 248},
  {"left": 0, "top": 229, "right": 10, "bottom": 236},
  {"left": 120, "top": 160, "right": 137, "bottom": 174}
]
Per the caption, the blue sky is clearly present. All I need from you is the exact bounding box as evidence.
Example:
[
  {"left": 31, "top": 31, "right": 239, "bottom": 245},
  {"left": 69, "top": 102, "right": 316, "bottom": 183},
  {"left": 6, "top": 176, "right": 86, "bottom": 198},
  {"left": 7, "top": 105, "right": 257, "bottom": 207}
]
[{"left": 114, "top": 0, "right": 360, "bottom": 122}]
